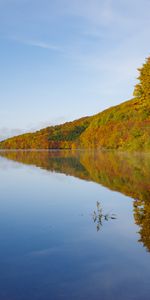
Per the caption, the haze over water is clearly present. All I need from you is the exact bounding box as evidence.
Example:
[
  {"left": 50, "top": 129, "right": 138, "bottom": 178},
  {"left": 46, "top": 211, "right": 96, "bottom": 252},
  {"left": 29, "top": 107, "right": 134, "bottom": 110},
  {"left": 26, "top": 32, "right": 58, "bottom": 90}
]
[{"left": 0, "top": 150, "right": 150, "bottom": 300}]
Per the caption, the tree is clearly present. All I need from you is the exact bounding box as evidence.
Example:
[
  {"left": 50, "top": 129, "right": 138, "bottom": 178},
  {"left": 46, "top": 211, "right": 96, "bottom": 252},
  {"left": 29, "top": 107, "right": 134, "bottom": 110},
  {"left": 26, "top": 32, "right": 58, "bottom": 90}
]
[{"left": 133, "top": 57, "right": 150, "bottom": 100}]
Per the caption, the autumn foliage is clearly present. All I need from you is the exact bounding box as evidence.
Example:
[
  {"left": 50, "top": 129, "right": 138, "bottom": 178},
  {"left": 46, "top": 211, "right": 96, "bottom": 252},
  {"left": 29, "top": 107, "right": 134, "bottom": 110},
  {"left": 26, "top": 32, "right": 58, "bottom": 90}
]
[{"left": 0, "top": 57, "right": 150, "bottom": 151}]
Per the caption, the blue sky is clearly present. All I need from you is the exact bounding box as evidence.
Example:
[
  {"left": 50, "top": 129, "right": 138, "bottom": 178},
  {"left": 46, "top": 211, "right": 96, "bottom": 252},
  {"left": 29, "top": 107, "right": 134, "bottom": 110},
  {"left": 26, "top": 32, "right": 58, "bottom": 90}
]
[{"left": 0, "top": 0, "right": 150, "bottom": 139}]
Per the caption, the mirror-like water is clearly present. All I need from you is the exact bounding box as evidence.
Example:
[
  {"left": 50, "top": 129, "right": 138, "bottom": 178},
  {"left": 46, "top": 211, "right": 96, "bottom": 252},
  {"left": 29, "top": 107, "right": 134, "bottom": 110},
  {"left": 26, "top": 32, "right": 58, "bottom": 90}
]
[{"left": 0, "top": 150, "right": 150, "bottom": 300}]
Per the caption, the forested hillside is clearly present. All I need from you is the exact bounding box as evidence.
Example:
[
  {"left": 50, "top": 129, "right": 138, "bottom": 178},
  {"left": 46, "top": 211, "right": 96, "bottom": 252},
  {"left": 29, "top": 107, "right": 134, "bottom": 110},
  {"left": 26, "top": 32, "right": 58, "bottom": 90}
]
[
  {"left": 79, "top": 57, "right": 150, "bottom": 151},
  {"left": 0, "top": 116, "right": 92, "bottom": 149},
  {"left": 0, "top": 57, "right": 150, "bottom": 151}
]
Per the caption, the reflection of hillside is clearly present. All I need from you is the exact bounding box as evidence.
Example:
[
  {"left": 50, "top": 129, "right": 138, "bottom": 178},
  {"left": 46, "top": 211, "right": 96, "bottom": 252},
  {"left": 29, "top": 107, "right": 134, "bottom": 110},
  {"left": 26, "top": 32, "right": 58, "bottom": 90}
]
[
  {"left": 79, "top": 151, "right": 150, "bottom": 202},
  {"left": 0, "top": 150, "right": 150, "bottom": 251},
  {"left": 1, "top": 150, "right": 150, "bottom": 201},
  {"left": 0, "top": 150, "right": 90, "bottom": 181}
]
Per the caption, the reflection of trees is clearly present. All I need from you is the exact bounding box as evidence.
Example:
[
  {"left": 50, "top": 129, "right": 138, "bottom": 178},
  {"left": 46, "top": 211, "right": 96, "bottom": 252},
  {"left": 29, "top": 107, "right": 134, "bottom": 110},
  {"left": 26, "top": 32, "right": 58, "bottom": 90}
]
[
  {"left": 92, "top": 201, "right": 116, "bottom": 231},
  {"left": 0, "top": 150, "right": 90, "bottom": 181},
  {"left": 133, "top": 198, "right": 150, "bottom": 252},
  {"left": 1, "top": 150, "right": 150, "bottom": 251}
]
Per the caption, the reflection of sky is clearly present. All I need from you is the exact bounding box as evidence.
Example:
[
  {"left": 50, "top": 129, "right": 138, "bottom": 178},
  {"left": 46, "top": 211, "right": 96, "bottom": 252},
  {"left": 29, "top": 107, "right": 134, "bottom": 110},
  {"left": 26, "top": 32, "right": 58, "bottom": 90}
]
[
  {"left": 0, "top": 0, "right": 150, "bottom": 137},
  {"left": 0, "top": 155, "right": 150, "bottom": 299}
]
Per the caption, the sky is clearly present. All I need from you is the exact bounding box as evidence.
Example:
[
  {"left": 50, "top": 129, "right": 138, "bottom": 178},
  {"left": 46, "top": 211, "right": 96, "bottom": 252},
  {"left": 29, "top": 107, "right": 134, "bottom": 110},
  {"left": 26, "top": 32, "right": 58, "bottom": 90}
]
[{"left": 0, "top": 0, "right": 150, "bottom": 139}]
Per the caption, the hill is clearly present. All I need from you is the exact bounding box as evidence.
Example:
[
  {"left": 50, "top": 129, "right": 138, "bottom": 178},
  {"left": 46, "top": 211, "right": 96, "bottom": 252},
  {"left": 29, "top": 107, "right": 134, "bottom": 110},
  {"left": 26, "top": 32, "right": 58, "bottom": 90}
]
[
  {"left": 0, "top": 57, "right": 150, "bottom": 151},
  {"left": 0, "top": 116, "right": 92, "bottom": 149}
]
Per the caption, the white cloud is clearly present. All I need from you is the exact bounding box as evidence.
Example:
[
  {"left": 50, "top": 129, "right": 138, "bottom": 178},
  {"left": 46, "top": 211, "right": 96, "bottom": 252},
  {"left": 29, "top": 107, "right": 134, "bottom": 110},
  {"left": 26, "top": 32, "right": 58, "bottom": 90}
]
[
  {"left": 0, "top": 127, "right": 25, "bottom": 141},
  {"left": 9, "top": 36, "right": 62, "bottom": 51},
  {"left": 60, "top": 0, "right": 114, "bottom": 26},
  {"left": 0, "top": 0, "right": 150, "bottom": 130},
  {"left": 22, "top": 40, "right": 61, "bottom": 51}
]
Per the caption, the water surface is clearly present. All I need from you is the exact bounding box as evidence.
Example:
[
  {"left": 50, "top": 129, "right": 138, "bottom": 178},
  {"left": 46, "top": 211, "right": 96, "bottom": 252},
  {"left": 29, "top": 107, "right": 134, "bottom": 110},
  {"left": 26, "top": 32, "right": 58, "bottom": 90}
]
[{"left": 0, "top": 150, "right": 150, "bottom": 300}]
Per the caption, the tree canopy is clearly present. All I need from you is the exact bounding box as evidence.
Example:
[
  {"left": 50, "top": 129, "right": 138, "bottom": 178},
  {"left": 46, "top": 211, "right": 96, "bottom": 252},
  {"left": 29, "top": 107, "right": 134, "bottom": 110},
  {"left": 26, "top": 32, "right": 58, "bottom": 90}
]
[{"left": 133, "top": 57, "right": 150, "bottom": 100}]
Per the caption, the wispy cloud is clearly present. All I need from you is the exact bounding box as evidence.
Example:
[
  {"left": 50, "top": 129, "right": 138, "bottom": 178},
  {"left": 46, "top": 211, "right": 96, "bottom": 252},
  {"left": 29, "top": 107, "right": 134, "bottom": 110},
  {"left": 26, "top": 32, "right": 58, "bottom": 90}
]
[
  {"left": 60, "top": 0, "right": 114, "bottom": 26},
  {"left": 23, "top": 40, "right": 62, "bottom": 51},
  {"left": 0, "top": 127, "right": 25, "bottom": 141},
  {"left": 10, "top": 36, "right": 62, "bottom": 52},
  {"left": 0, "top": 0, "right": 150, "bottom": 130}
]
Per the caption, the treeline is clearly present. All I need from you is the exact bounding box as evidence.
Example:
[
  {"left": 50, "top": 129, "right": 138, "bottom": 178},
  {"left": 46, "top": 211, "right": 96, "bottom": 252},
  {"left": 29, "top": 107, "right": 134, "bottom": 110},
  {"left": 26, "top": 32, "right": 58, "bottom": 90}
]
[{"left": 0, "top": 116, "right": 92, "bottom": 149}]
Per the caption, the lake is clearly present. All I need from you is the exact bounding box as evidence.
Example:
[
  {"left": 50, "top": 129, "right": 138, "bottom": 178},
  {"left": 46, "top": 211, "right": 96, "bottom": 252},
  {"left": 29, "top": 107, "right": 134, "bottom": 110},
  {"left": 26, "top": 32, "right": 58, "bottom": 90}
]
[{"left": 0, "top": 150, "right": 150, "bottom": 300}]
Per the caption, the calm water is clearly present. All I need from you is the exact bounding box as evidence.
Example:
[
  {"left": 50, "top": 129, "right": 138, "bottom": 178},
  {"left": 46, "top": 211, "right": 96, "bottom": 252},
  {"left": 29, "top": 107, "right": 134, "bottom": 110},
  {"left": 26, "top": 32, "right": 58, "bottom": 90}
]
[{"left": 0, "top": 150, "right": 150, "bottom": 300}]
